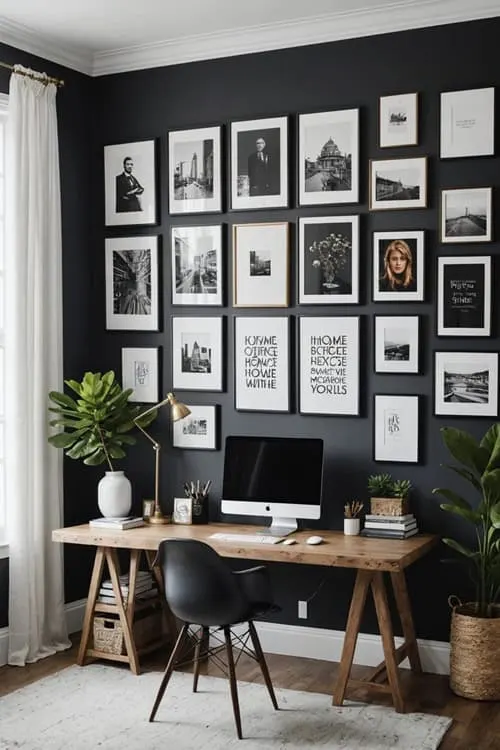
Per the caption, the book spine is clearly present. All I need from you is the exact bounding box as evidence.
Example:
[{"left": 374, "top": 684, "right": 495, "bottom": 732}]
[
  {"left": 364, "top": 514, "right": 414, "bottom": 523},
  {"left": 365, "top": 521, "right": 417, "bottom": 531},
  {"left": 361, "top": 528, "right": 418, "bottom": 539}
]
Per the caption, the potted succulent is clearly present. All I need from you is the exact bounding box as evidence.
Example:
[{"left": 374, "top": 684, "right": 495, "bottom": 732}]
[
  {"left": 48, "top": 370, "right": 155, "bottom": 518},
  {"left": 433, "top": 424, "right": 500, "bottom": 700},
  {"left": 367, "top": 473, "right": 412, "bottom": 516}
]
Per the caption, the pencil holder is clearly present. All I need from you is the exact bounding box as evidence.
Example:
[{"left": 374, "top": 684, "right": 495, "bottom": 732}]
[
  {"left": 183, "top": 480, "right": 211, "bottom": 525},
  {"left": 192, "top": 494, "right": 209, "bottom": 524}
]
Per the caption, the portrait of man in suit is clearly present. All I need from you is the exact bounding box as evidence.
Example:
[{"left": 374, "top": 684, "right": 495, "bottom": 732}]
[
  {"left": 247, "top": 137, "right": 278, "bottom": 196},
  {"left": 116, "top": 156, "right": 145, "bottom": 213}
]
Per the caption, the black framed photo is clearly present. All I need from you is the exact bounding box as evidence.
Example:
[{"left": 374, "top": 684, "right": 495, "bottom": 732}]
[
  {"left": 437, "top": 256, "right": 491, "bottom": 337},
  {"left": 299, "top": 216, "right": 359, "bottom": 304},
  {"left": 171, "top": 225, "right": 223, "bottom": 306},
  {"left": 172, "top": 316, "right": 224, "bottom": 392},
  {"left": 232, "top": 222, "right": 289, "bottom": 308},
  {"left": 172, "top": 404, "right": 218, "bottom": 450},
  {"left": 379, "top": 92, "right": 418, "bottom": 148},
  {"left": 105, "top": 236, "right": 159, "bottom": 331},
  {"left": 374, "top": 316, "right": 419, "bottom": 374},
  {"left": 369, "top": 157, "right": 427, "bottom": 210},
  {"left": 434, "top": 351, "right": 498, "bottom": 417},
  {"left": 104, "top": 140, "right": 157, "bottom": 226},
  {"left": 234, "top": 316, "right": 290, "bottom": 413},
  {"left": 168, "top": 126, "right": 222, "bottom": 215},
  {"left": 374, "top": 395, "right": 419, "bottom": 463},
  {"left": 373, "top": 231, "right": 424, "bottom": 302},
  {"left": 230, "top": 116, "right": 288, "bottom": 210},
  {"left": 440, "top": 187, "right": 492, "bottom": 244}
]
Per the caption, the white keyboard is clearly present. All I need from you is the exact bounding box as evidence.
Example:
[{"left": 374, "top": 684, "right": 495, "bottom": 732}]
[{"left": 209, "top": 532, "right": 285, "bottom": 545}]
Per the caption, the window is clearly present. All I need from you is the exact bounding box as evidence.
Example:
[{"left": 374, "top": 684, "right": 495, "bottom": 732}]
[{"left": 0, "top": 93, "right": 7, "bottom": 551}]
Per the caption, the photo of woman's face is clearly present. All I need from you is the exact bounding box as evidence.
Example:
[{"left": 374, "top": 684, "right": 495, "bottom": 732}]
[{"left": 388, "top": 249, "right": 407, "bottom": 275}]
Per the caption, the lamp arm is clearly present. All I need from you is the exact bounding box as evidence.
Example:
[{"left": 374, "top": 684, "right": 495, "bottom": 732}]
[{"left": 133, "top": 420, "right": 160, "bottom": 451}]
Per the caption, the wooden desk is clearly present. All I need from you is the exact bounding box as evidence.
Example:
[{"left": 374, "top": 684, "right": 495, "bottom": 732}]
[{"left": 52, "top": 522, "right": 437, "bottom": 712}]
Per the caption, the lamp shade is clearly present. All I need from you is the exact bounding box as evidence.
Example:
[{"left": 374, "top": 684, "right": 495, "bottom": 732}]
[{"left": 169, "top": 394, "right": 191, "bottom": 422}]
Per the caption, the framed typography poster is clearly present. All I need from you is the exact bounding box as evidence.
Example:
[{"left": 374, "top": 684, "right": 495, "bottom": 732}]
[{"left": 437, "top": 256, "right": 491, "bottom": 336}]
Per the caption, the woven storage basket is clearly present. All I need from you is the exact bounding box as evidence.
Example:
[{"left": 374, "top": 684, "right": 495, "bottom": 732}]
[
  {"left": 449, "top": 601, "right": 500, "bottom": 700},
  {"left": 93, "top": 607, "right": 163, "bottom": 655},
  {"left": 370, "top": 496, "right": 409, "bottom": 517}
]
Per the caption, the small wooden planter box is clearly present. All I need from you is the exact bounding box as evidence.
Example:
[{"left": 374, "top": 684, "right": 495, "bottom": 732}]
[{"left": 370, "top": 497, "right": 409, "bottom": 516}]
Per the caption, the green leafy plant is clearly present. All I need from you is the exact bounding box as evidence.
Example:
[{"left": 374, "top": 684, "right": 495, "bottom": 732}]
[
  {"left": 433, "top": 425, "right": 500, "bottom": 618},
  {"left": 367, "top": 473, "right": 412, "bottom": 498},
  {"left": 393, "top": 479, "right": 412, "bottom": 499},
  {"left": 48, "top": 370, "right": 155, "bottom": 471}
]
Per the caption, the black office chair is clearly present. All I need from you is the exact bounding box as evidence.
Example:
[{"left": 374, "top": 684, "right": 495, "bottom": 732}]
[{"left": 149, "top": 538, "right": 279, "bottom": 739}]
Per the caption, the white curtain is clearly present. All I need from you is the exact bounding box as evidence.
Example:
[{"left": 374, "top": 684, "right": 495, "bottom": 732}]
[{"left": 6, "top": 66, "right": 70, "bottom": 665}]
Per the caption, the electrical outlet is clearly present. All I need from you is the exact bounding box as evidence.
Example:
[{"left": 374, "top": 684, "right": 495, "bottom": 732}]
[{"left": 298, "top": 600, "right": 307, "bottom": 619}]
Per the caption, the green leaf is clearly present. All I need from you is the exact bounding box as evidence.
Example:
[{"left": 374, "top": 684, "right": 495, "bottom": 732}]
[
  {"left": 48, "top": 391, "right": 79, "bottom": 410},
  {"left": 443, "top": 538, "right": 478, "bottom": 558},
  {"left": 491, "top": 502, "right": 500, "bottom": 529},
  {"left": 114, "top": 434, "right": 136, "bottom": 446},
  {"left": 481, "top": 424, "right": 500, "bottom": 470},
  {"left": 441, "top": 427, "right": 488, "bottom": 475},
  {"left": 108, "top": 445, "right": 126, "bottom": 460},
  {"left": 83, "top": 449, "right": 107, "bottom": 466},
  {"left": 432, "top": 487, "right": 473, "bottom": 511},
  {"left": 440, "top": 503, "right": 482, "bottom": 524},
  {"left": 48, "top": 432, "right": 78, "bottom": 449},
  {"left": 444, "top": 464, "right": 482, "bottom": 493},
  {"left": 482, "top": 469, "right": 500, "bottom": 504},
  {"left": 64, "top": 379, "right": 83, "bottom": 397},
  {"left": 66, "top": 438, "right": 95, "bottom": 459}
]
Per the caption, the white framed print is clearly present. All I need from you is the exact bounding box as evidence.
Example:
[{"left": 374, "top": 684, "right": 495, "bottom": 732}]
[
  {"left": 369, "top": 157, "right": 427, "bottom": 210},
  {"left": 299, "top": 316, "right": 359, "bottom": 416},
  {"left": 374, "top": 316, "right": 419, "bottom": 374},
  {"left": 434, "top": 352, "right": 498, "bottom": 417},
  {"left": 168, "top": 126, "right": 222, "bottom": 215},
  {"left": 121, "top": 347, "right": 159, "bottom": 403},
  {"left": 172, "top": 404, "right": 218, "bottom": 450},
  {"left": 379, "top": 92, "right": 418, "bottom": 148},
  {"left": 172, "top": 316, "right": 224, "bottom": 392},
  {"left": 233, "top": 222, "right": 289, "bottom": 307},
  {"left": 441, "top": 187, "right": 492, "bottom": 244},
  {"left": 298, "top": 108, "right": 359, "bottom": 205},
  {"left": 437, "top": 256, "right": 491, "bottom": 337},
  {"left": 171, "top": 225, "right": 223, "bottom": 306},
  {"left": 234, "top": 316, "right": 290, "bottom": 413},
  {"left": 230, "top": 116, "right": 288, "bottom": 210},
  {"left": 374, "top": 395, "right": 419, "bottom": 463},
  {"left": 299, "top": 215, "right": 359, "bottom": 304},
  {"left": 105, "top": 236, "right": 159, "bottom": 331},
  {"left": 373, "top": 231, "right": 424, "bottom": 302},
  {"left": 440, "top": 87, "right": 495, "bottom": 159},
  {"left": 104, "top": 140, "right": 156, "bottom": 226}
]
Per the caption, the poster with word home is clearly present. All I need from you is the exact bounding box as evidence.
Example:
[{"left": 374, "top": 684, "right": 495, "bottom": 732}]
[{"left": 299, "top": 316, "right": 360, "bottom": 415}]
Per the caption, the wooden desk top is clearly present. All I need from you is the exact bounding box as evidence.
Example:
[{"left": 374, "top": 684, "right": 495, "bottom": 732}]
[{"left": 52, "top": 522, "right": 438, "bottom": 572}]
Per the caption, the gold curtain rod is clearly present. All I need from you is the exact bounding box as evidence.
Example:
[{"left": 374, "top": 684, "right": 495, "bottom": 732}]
[{"left": 0, "top": 61, "right": 64, "bottom": 88}]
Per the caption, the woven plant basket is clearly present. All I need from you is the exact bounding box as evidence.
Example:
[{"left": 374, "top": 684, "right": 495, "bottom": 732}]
[
  {"left": 370, "top": 496, "right": 409, "bottom": 517},
  {"left": 449, "top": 598, "right": 500, "bottom": 701}
]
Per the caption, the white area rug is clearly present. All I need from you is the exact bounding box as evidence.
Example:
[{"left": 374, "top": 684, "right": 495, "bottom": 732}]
[{"left": 0, "top": 665, "right": 452, "bottom": 749}]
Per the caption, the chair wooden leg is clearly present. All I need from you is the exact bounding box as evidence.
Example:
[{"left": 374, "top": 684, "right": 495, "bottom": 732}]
[
  {"left": 149, "top": 623, "right": 190, "bottom": 722},
  {"left": 193, "top": 626, "right": 208, "bottom": 693},
  {"left": 224, "top": 626, "right": 242, "bottom": 740},
  {"left": 248, "top": 621, "right": 278, "bottom": 710}
]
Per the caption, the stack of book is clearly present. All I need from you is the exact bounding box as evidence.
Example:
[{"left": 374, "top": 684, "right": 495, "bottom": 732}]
[
  {"left": 361, "top": 513, "right": 418, "bottom": 539},
  {"left": 89, "top": 516, "right": 144, "bottom": 530},
  {"left": 97, "top": 570, "right": 155, "bottom": 605}
]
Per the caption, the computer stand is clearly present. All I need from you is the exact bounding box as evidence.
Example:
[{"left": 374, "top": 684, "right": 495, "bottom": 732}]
[{"left": 260, "top": 517, "right": 298, "bottom": 537}]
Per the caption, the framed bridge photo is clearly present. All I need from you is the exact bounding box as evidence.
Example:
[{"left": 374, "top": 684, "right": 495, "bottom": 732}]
[
  {"left": 434, "top": 351, "right": 498, "bottom": 417},
  {"left": 440, "top": 187, "right": 492, "bottom": 244},
  {"left": 369, "top": 157, "right": 427, "bottom": 210}
]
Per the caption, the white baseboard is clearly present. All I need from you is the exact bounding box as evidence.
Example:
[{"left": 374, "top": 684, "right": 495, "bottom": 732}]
[{"left": 0, "top": 626, "right": 7, "bottom": 666}]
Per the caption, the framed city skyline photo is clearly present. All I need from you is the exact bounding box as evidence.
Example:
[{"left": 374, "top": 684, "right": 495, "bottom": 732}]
[
  {"left": 440, "top": 87, "right": 495, "bottom": 159},
  {"left": 168, "top": 126, "right": 222, "bottom": 215},
  {"left": 104, "top": 140, "right": 157, "bottom": 227},
  {"left": 374, "top": 395, "right": 419, "bottom": 463},
  {"left": 370, "top": 157, "right": 427, "bottom": 210},
  {"left": 441, "top": 187, "right": 492, "bottom": 243},
  {"left": 172, "top": 316, "right": 223, "bottom": 391},
  {"left": 379, "top": 92, "right": 418, "bottom": 148},
  {"left": 373, "top": 231, "right": 424, "bottom": 302},
  {"left": 233, "top": 222, "right": 289, "bottom": 307},
  {"left": 171, "top": 225, "right": 223, "bottom": 306},
  {"left": 299, "top": 215, "right": 359, "bottom": 304},
  {"left": 374, "top": 316, "right": 419, "bottom": 374},
  {"left": 172, "top": 404, "right": 218, "bottom": 450},
  {"left": 230, "top": 116, "right": 288, "bottom": 210},
  {"left": 121, "top": 347, "right": 159, "bottom": 403},
  {"left": 437, "top": 256, "right": 491, "bottom": 337},
  {"left": 298, "top": 108, "right": 359, "bottom": 205},
  {"left": 434, "top": 351, "right": 498, "bottom": 417},
  {"left": 105, "top": 236, "right": 159, "bottom": 331}
]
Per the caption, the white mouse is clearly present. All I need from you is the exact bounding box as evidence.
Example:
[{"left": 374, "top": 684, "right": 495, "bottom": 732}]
[
  {"left": 283, "top": 538, "right": 297, "bottom": 545},
  {"left": 305, "top": 535, "right": 324, "bottom": 545}
]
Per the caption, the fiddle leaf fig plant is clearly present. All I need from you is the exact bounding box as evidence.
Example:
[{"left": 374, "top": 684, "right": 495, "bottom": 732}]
[{"left": 48, "top": 370, "right": 155, "bottom": 471}]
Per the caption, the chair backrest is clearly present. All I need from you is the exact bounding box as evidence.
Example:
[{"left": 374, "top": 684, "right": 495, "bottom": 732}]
[{"left": 155, "top": 538, "right": 249, "bottom": 626}]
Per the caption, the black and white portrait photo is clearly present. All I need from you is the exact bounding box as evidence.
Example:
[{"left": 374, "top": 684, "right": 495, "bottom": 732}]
[
  {"left": 299, "top": 216, "right": 359, "bottom": 304},
  {"left": 173, "top": 405, "right": 218, "bottom": 450},
  {"left": 379, "top": 93, "right": 418, "bottom": 148},
  {"left": 231, "top": 117, "right": 288, "bottom": 210},
  {"left": 370, "top": 157, "right": 427, "bottom": 210},
  {"left": 375, "top": 316, "right": 419, "bottom": 373},
  {"left": 441, "top": 187, "right": 492, "bottom": 243},
  {"left": 168, "top": 126, "right": 221, "bottom": 215},
  {"left": 105, "top": 237, "right": 158, "bottom": 331},
  {"left": 172, "top": 316, "right": 223, "bottom": 391},
  {"left": 104, "top": 140, "right": 156, "bottom": 226},
  {"left": 121, "top": 347, "right": 159, "bottom": 403},
  {"left": 233, "top": 222, "right": 289, "bottom": 307},
  {"left": 299, "top": 109, "right": 359, "bottom": 205},
  {"left": 171, "top": 225, "right": 223, "bottom": 306},
  {"left": 373, "top": 231, "right": 424, "bottom": 302},
  {"left": 435, "top": 352, "right": 498, "bottom": 417},
  {"left": 437, "top": 256, "right": 491, "bottom": 336}
]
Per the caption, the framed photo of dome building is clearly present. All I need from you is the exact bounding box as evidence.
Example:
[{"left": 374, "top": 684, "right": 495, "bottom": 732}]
[{"left": 298, "top": 109, "right": 359, "bottom": 205}]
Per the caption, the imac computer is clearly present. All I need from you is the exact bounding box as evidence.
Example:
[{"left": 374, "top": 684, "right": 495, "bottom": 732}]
[{"left": 221, "top": 435, "right": 324, "bottom": 536}]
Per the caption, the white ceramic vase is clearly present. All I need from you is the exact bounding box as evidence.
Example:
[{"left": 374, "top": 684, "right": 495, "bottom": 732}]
[
  {"left": 97, "top": 470, "right": 132, "bottom": 518},
  {"left": 344, "top": 517, "right": 360, "bottom": 536}
]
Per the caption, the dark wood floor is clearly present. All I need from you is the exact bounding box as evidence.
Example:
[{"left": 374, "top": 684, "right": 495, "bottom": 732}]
[{"left": 1, "top": 634, "right": 499, "bottom": 748}]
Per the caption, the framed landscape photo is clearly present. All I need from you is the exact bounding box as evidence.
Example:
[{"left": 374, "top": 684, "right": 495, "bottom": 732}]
[
  {"left": 172, "top": 404, "right": 218, "bottom": 450},
  {"left": 374, "top": 395, "right": 419, "bottom": 463},
  {"left": 298, "top": 108, "right": 359, "bottom": 205},
  {"left": 121, "top": 347, "right": 159, "bottom": 403},
  {"left": 230, "top": 116, "right": 288, "bottom": 210},
  {"left": 434, "top": 351, "right": 498, "bottom": 417},
  {"left": 171, "top": 225, "right": 223, "bottom": 306},
  {"left": 437, "top": 256, "right": 491, "bottom": 337},
  {"left": 105, "top": 236, "right": 159, "bottom": 331},
  {"left": 373, "top": 231, "right": 424, "bottom": 302},
  {"left": 379, "top": 92, "right": 418, "bottom": 148},
  {"left": 168, "top": 126, "right": 222, "bottom": 215},
  {"left": 233, "top": 222, "right": 289, "bottom": 307},
  {"left": 440, "top": 87, "right": 495, "bottom": 159},
  {"left": 369, "top": 157, "right": 427, "bottom": 210},
  {"left": 374, "top": 316, "right": 419, "bottom": 374},
  {"left": 299, "top": 316, "right": 359, "bottom": 416},
  {"left": 172, "top": 316, "right": 224, "bottom": 391},
  {"left": 299, "top": 216, "right": 359, "bottom": 304},
  {"left": 441, "top": 187, "right": 492, "bottom": 243},
  {"left": 104, "top": 140, "right": 156, "bottom": 226},
  {"left": 234, "top": 316, "right": 290, "bottom": 413}
]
